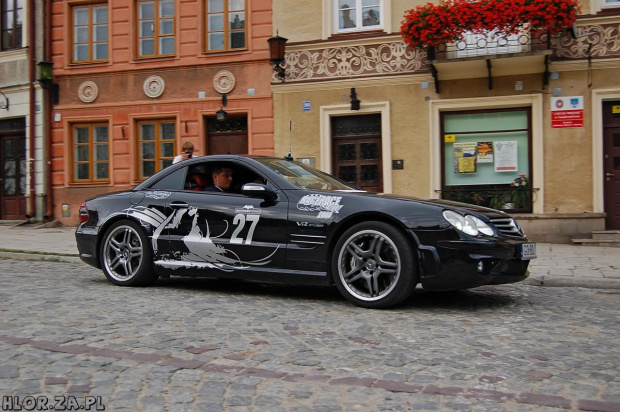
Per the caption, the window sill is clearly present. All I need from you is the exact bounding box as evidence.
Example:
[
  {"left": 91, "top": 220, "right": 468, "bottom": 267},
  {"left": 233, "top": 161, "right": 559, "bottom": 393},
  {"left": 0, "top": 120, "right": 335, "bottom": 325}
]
[{"left": 328, "top": 29, "right": 387, "bottom": 41}]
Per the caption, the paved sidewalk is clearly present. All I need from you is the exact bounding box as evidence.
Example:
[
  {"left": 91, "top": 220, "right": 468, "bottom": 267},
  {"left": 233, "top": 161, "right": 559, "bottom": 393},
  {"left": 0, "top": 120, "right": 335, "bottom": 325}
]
[{"left": 0, "top": 221, "right": 619, "bottom": 289}]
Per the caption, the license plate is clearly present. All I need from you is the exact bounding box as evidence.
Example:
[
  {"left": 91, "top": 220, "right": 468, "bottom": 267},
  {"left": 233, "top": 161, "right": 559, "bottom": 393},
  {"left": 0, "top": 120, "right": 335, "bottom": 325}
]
[{"left": 520, "top": 243, "right": 537, "bottom": 260}]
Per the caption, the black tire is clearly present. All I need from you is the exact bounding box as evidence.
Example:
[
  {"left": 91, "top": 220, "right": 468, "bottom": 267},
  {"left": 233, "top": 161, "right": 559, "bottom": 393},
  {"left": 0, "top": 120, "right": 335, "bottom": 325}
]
[
  {"left": 331, "top": 221, "right": 418, "bottom": 309},
  {"left": 100, "top": 220, "right": 158, "bottom": 286}
]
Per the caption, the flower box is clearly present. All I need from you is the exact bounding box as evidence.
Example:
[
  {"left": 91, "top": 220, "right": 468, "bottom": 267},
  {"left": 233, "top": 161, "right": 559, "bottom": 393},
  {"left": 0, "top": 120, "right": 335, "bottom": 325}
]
[{"left": 401, "top": 0, "right": 580, "bottom": 52}]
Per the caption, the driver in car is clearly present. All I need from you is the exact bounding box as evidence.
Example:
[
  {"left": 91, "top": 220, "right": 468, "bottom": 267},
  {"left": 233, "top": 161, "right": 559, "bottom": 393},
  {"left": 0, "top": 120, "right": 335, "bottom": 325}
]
[{"left": 204, "top": 166, "right": 233, "bottom": 192}]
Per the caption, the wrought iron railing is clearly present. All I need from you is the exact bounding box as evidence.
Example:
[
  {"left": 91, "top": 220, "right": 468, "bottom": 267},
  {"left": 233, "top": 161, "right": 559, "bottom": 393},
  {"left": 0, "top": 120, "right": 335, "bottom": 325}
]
[
  {"left": 439, "top": 187, "right": 538, "bottom": 213},
  {"left": 429, "top": 28, "right": 550, "bottom": 61}
]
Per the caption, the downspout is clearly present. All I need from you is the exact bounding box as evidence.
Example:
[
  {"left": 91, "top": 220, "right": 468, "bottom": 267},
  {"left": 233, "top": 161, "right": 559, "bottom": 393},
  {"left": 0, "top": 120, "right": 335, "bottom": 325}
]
[
  {"left": 27, "top": 0, "right": 36, "bottom": 219},
  {"left": 44, "top": 0, "right": 53, "bottom": 219}
]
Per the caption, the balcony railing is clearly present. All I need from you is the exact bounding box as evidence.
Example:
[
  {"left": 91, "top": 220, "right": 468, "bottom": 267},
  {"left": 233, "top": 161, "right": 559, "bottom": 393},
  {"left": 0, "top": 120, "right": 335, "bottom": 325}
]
[
  {"left": 439, "top": 187, "right": 538, "bottom": 214},
  {"left": 429, "top": 28, "right": 551, "bottom": 61}
]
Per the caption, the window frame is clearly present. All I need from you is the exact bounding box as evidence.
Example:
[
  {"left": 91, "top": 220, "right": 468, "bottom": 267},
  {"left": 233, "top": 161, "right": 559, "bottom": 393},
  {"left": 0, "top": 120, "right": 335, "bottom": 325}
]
[
  {"left": 71, "top": 122, "right": 111, "bottom": 184},
  {"left": 205, "top": 0, "right": 247, "bottom": 53},
  {"left": 439, "top": 107, "right": 534, "bottom": 212},
  {"left": 136, "top": 0, "right": 176, "bottom": 59},
  {"left": 136, "top": 119, "right": 177, "bottom": 180},
  {"left": 1, "top": 0, "right": 23, "bottom": 50},
  {"left": 333, "top": 0, "right": 383, "bottom": 34},
  {"left": 70, "top": 3, "right": 109, "bottom": 64}
]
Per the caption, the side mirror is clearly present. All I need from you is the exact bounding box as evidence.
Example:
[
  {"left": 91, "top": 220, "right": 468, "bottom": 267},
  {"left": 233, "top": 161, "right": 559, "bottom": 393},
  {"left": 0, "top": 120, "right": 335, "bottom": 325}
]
[{"left": 241, "top": 183, "right": 278, "bottom": 202}]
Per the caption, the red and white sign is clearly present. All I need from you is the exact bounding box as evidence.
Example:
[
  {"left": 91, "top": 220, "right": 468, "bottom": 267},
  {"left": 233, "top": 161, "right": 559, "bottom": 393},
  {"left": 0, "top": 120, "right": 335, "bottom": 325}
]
[{"left": 551, "top": 96, "right": 584, "bottom": 128}]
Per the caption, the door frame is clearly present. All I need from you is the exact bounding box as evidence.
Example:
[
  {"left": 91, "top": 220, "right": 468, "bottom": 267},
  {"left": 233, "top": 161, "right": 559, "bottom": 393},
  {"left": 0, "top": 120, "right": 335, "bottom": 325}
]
[
  {"left": 592, "top": 90, "right": 620, "bottom": 219},
  {"left": 320, "top": 101, "right": 392, "bottom": 193}
]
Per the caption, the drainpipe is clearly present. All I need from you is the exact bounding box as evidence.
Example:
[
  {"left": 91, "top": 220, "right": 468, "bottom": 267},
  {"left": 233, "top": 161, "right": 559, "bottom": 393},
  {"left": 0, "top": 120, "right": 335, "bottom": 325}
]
[
  {"left": 27, "top": 0, "right": 36, "bottom": 219},
  {"left": 44, "top": 0, "right": 53, "bottom": 220}
]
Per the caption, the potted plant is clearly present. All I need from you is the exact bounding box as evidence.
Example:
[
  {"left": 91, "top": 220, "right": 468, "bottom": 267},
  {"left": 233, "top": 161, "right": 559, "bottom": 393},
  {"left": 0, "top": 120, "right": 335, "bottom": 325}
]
[{"left": 510, "top": 173, "right": 530, "bottom": 209}]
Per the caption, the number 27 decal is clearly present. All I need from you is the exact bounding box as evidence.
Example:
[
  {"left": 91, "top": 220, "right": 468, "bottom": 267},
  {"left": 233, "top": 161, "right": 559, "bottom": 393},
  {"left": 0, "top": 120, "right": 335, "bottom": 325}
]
[{"left": 230, "top": 214, "right": 260, "bottom": 245}]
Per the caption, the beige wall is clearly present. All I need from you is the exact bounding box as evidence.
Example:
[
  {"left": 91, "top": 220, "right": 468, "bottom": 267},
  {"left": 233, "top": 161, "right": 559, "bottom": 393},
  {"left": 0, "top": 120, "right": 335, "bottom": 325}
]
[
  {"left": 273, "top": 76, "right": 434, "bottom": 198},
  {"left": 273, "top": 0, "right": 426, "bottom": 41}
]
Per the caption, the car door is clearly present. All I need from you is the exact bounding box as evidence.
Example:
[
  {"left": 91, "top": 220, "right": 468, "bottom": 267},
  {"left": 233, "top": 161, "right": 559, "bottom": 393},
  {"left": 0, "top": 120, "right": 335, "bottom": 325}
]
[{"left": 164, "top": 185, "right": 288, "bottom": 277}]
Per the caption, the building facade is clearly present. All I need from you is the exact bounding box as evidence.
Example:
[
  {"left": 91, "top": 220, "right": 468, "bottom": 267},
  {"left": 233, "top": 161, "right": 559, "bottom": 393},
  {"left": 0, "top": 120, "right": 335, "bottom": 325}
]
[
  {"left": 0, "top": 0, "right": 49, "bottom": 221},
  {"left": 272, "top": 0, "right": 620, "bottom": 242},
  {"left": 50, "top": 0, "right": 275, "bottom": 225}
]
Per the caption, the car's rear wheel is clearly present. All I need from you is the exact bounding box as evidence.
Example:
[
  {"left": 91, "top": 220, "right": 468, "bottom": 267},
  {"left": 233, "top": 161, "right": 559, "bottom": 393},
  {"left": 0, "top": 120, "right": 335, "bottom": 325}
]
[
  {"left": 100, "top": 220, "right": 157, "bottom": 286},
  {"left": 332, "top": 222, "right": 417, "bottom": 309}
]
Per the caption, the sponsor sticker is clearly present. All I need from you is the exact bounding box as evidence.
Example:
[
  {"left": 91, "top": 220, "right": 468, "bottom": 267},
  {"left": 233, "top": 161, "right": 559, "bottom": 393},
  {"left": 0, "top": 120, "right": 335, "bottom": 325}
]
[
  {"left": 297, "top": 194, "right": 343, "bottom": 218},
  {"left": 144, "top": 190, "right": 171, "bottom": 200},
  {"left": 235, "top": 205, "right": 261, "bottom": 214}
]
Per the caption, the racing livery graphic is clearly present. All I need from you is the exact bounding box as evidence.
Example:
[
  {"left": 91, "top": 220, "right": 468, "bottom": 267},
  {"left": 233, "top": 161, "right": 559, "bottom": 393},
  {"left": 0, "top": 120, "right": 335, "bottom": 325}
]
[{"left": 124, "top": 205, "right": 277, "bottom": 272}]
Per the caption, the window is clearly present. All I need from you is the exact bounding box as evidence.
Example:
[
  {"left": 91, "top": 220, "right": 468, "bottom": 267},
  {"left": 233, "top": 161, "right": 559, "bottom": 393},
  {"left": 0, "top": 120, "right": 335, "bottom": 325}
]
[
  {"left": 441, "top": 109, "right": 533, "bottom": 212},
  {"left": 137, "top": 120, "right": 176, "bottom": 179},
  {"left": 138, "top": 0, "right": 175, "bottom": 58},
  {"left": 603, "top": 0, "right": 620, "bottom": 7},
  {"left": 72, "top": 4, "right": 108, "bottom": 63},
  {"left": 72, "top": 124, "right": 109, "bottom": 183},
  {"left": 206, "top": 0, "right": 246, "bottom": 52},
  {"left": 1, "top": 0, "right": 23, "bottom": 50},
  {"left": 335, "top": 0, "right": 381, "bottom": 33}
]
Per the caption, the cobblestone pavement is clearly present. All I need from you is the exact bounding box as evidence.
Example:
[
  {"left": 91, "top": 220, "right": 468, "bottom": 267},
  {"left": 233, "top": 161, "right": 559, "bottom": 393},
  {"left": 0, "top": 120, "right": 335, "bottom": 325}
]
[{"left": 0, "top": 259, "right": 619, "bottom": 412}]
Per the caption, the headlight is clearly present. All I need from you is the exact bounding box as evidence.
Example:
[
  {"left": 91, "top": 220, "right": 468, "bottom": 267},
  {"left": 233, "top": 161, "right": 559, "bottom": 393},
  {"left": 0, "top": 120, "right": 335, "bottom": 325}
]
[{"left": 443, "top": 211, "right": 495, "bottom": 237}]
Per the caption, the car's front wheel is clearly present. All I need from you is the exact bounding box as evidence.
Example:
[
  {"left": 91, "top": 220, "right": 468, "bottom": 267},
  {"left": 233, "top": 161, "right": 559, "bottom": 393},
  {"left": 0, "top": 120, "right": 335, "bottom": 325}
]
[
  {"left": 100, "top": 220, "right": 157, "bottom": 286},
  {"left": 332, "top": 222, "right": 417, "bottom": 308}
]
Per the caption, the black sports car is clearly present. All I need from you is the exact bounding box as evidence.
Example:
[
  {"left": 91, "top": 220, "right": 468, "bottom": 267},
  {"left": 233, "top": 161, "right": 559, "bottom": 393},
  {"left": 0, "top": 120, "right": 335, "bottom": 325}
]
[{"left": 76, "top": 155, "right": 536, "bottom": 308}]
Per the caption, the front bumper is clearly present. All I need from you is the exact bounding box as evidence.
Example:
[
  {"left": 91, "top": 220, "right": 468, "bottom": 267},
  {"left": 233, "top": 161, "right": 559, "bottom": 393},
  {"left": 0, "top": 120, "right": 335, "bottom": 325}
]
[{"left": 413, "top": 233, "right": 532, "bottom": 291}]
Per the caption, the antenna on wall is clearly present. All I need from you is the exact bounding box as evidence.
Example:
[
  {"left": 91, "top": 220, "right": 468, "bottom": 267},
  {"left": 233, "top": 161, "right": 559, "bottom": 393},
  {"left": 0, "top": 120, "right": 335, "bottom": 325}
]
[{"left": 284, "top": 118, "right": 293, "bottom": 161}]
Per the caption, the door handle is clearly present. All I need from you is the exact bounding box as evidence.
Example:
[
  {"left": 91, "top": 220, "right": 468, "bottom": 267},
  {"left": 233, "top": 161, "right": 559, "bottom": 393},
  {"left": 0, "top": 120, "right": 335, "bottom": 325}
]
[
  {"left": 169, "top": 201, "right": 189, "bottom": 209},
  {"left": 606, "top": 173, "right": 615, "bottom": 178}
]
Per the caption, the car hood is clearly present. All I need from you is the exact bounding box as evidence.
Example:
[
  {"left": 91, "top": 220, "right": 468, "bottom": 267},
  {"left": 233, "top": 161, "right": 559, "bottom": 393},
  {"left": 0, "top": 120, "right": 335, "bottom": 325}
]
[{"left": 372, "top": 193, "right": 510, "bottom": 219}]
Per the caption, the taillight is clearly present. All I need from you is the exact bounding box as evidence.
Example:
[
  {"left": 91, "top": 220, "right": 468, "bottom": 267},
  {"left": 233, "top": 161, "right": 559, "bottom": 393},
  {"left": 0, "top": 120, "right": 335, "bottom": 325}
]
[{"left": 79, "top": 202, "right": 89, "bottom": 224}]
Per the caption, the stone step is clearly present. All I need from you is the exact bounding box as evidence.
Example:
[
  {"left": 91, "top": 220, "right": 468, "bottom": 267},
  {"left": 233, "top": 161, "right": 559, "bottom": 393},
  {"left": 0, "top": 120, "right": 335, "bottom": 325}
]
[
  {"left": 571, "top": 238, "right": 620, "bottom": 248},
  {"left": 591, "top": 230, "right": 620, "bottom": 241}
]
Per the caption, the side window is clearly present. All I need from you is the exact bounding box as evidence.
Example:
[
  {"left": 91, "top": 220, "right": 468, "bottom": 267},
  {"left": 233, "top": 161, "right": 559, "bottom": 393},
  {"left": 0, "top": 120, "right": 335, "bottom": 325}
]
[
  {"left": 1, "top": 0, "right": 23, "bottom": 50},
  {"left": 137, "top": 0, "right": 175, "bottom": 58},
  {"left": 72, "top": 4, "right": 108, "bottom": 63},
  {"left": 183, "top": 161, "right": 264, "bottom": 192},
  {"left": 205, "top": 0, "right": 246, "bottom": 52},
  {"left": 334, "top": 0, "right": 381, "bottom": 33},
  {"left": 72, "top": 123, "right": 110, "bottom": 183},
  {"left": 150, "top": 167, "right": 186, "bottom": 190}
]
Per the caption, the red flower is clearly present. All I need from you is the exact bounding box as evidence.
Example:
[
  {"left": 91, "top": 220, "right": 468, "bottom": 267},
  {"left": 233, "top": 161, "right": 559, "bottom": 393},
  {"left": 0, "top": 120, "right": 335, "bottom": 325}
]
[{"left": 401, "top": 0, "right": 580, "bottom": 50}]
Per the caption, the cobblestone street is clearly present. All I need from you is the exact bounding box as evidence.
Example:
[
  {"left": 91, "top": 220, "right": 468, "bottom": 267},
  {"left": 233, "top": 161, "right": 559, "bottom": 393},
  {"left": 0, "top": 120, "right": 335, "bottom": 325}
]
[{"left": 0, "top": 258, "right": 618, "bottom": 411}]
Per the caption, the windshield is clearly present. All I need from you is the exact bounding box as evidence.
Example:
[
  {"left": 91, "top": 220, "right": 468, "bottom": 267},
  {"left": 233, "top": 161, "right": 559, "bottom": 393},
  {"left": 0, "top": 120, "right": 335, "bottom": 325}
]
[{"left": 256, "top": 158, "right": 361, "bottom": 192}]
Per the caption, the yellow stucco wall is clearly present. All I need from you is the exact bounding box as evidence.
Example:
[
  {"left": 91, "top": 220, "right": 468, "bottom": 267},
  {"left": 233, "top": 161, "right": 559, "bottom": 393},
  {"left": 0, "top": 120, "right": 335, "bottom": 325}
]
[
  {"left": 273, "top": 77, "right": 435, "bottom": 198},
  {"left": 273, "top": 0, "right": 428, "bottom": 41}
]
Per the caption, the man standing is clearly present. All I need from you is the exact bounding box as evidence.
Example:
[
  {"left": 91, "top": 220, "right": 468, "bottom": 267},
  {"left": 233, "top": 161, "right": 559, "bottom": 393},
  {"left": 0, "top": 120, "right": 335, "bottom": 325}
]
[
  {"left": 173, "top": 142, "right": 195, "bottom": 164},
  {"left": 204, "top": 166, "right": 233, "bottom": 192}
]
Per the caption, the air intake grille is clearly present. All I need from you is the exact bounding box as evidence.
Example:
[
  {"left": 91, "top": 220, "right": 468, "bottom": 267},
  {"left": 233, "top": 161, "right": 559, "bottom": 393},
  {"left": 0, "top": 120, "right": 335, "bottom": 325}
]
[{"left": 490, "top": 217, "right": 524, "bottom": 237}]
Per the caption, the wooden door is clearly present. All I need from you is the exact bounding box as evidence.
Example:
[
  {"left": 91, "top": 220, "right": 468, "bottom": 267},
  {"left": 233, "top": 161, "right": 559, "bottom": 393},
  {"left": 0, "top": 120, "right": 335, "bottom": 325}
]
[
  {"left": 206, "top": 116, "right": 248, "bottom": 155},
  {"left": 603, "top": 127, "right": 620, "bottom": 229},
  {"left": 0, "top": 133, "right": 27, "bottom": 220},
  {"left": 332, "top": 114, "right": 383, "bottom": 193}
]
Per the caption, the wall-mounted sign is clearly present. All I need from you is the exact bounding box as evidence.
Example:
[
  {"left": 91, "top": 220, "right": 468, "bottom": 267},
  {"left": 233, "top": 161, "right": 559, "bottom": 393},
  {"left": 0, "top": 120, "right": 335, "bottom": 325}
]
[
  {"left": 551, "top": 96, "right": 584, "bottom": 128},
  {"left": 303, "top": 101, "right": 311, "bottom": 111}
]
